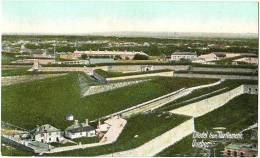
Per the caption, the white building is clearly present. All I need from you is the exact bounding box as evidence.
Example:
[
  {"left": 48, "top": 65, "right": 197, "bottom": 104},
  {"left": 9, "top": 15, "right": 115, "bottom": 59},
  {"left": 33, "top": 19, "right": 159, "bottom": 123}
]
[
  {"left": 73, "top": 50, "right": 148, "bottom": 60},
  {"left": 198, "top": 52, "right": 256, "bottom": 63},
  {"left": 64, "top": 119, "right": 96, "bottom": 139},
  {"left": 31, "top": 124, "right": 64, "bottom": 143},
  {"left": 171, "top": 52, "right": 197, "bottom": 61}
]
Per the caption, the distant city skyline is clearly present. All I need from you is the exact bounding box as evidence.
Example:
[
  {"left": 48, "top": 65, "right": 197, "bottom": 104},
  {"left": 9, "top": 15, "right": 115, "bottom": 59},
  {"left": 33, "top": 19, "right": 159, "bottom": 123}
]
[{"left": 2, "top": 1, "right": 258, "bottom": 34}]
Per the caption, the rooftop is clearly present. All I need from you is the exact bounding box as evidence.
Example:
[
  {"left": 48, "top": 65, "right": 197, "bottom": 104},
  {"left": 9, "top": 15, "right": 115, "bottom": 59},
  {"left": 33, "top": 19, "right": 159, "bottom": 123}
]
[
  {"left": 65, "top": 122, "right": 95, "bottom": 133},
  {"left": 31, "top": 124, "right": 61, "bottom": 135}
]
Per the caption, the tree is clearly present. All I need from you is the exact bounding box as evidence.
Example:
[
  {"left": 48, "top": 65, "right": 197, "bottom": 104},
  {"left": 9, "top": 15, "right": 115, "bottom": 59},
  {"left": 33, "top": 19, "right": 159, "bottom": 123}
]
[
  {"left": 114, "top": 55, "right": 122, "bottom": 60},
  {"left": 81, "top": 54, "right": 89, "bottom": 60},
  {"left": 133, "top": 54, "right": 149, "bottom": 60}
]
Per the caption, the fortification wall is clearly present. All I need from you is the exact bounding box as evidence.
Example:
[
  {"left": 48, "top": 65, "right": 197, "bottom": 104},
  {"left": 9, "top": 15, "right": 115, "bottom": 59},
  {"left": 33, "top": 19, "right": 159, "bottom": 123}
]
[
  {"left": 191, "top": 67, "right": 257, "bottom": 73},
  {"left": 173, "top": 73, "right": 258, "bottom": 80},
  {"left": 40, "top": 67, "right": 86, "bottom": 72},
  {"left": 2, "top": 73, "right": 67, "bottom": 86},
  {"left": 93, "top": 80, "right": 223, "bottom": 121},
  {"left": 106, "top": 71, "right": 173, "bottom": 81},
  {"left": 103, "top": 65, "right": 189, "bottom": 73},
  {"left": 170, "top": 85, "right": 256, "bottom": 117},
  {"left": 102, "top": 118, "right": 194, "bottom": 157},
  {"left": 83, "top": 79, "right": 150, "bottom": 96}
]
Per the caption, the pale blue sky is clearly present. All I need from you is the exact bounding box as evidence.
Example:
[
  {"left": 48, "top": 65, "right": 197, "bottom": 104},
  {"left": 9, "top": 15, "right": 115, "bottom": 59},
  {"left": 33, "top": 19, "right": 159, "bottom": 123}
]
[{"left": 2, "top": 1, "right": 258, "bottom": 34}]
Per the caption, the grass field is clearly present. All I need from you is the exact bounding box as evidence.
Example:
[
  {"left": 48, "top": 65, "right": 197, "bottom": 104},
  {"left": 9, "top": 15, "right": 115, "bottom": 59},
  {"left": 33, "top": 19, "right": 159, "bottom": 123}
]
[
  {"left": 195, "top": 94, "right": 258, "bottom": 132},
  {"left": 2, "top": 55, "right": 16, "bottom": 65},
  {"left": 157, "top": 94, "right": 258, "bottom": 157},
  {"left": 2, "top": 73, "right": 215, "bottom": 130},
  {"left": 48, "top": 112, "right": 189, "bottom": 156},
  {"left": 1, "top": 145, "right": 34, "bottom": 156}
]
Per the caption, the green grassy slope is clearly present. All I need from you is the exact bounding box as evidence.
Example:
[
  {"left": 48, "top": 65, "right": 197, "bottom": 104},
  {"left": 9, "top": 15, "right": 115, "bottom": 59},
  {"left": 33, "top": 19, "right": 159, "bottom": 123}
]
[
  {"left": 1, "top": 146, "right": 34, "bottom": 156},
  {"left": 195, "top": 94, "right": 258, "bottom": 132},
  {"left": 2, "top": 73, "right": 216, "bottom": 129},
  {"left": 157, "top": 94, "right": 258, "bottom": 157}
]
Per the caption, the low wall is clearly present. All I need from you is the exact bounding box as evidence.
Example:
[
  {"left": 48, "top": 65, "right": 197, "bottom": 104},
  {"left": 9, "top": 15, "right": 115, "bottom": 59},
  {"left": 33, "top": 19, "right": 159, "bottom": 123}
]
[
  {"left": 101, "top": 118, "right": 194, "bottom": 157},
  {"left": 83, "top": 79, "right": 150, "bottom": 96},
  {"left": 2, "top": 65, "right": 31, "bottom": 70},
  {"left": 122, "top": 88, "right": 192, "bottom": 118},
  {"left": 103, "top": 65, "right": 189, "bottom": 73},
  {"left": 39, "top": 67, "right": 86, "bottom": 72},
  {"left": 1, "top": 73, "right": 67, "bottom": 86},
  {"left": 173, "top": 73, "right": 258, "bottom": 80},
  {"left": 170, "top": 85, "right": 256, "bottom": 117},
  {"left": 191, "top": 67, "right": 257, "bottom": 73},
  {"left": 106, "top": 71, "right": 173, "bottom": 81}
]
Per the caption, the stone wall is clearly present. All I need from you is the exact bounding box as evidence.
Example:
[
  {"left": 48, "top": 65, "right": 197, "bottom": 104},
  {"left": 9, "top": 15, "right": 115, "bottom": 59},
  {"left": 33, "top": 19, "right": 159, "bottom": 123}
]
[
  {"left": 191, "top": 67, "right": 257, "bottom": 73},
  {"left": 83, "top": 79, "right": 150, "bottom": 96},
  {"left": 103, "top": 65, "right": 189, "bottom": 73},
  {"left": 101, "top": 118, "right": 194, "bottom": 157},
  {"left": 40, "top": 67, "right": 86, "bottom": 72},
  {"left": 173, "top": 73, "right": 258, "bottom": 80},
  {"left": 2, "top": 73, "right": 67, "bottom": 86},
  {"left": 170, "top": 85, "right": 256, "bottom": 117},
  {"left": 106, "top": 71, "right": 174, "bottom": 81}
]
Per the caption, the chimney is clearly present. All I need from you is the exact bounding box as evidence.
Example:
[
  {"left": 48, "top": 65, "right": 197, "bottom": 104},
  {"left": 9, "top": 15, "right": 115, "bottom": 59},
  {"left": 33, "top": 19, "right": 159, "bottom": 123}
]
[
  {"left": 85, "top": 119, "right": 89, "bottom": 126},
  {"left": 74, "top": 120, "right": 78, "bottom": 125}
]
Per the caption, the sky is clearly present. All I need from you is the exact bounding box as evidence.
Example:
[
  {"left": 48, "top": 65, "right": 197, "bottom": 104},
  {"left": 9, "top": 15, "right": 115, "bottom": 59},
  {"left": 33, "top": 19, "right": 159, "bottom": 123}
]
[{"left": 1, "top": 1, "right": 259, "bottom": 34}]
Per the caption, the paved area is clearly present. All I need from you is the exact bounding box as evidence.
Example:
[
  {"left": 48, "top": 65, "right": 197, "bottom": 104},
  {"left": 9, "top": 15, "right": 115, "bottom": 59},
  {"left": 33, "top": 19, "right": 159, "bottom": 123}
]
[{"left": 100, "top": 117, "right": 127, "bottom": 143}]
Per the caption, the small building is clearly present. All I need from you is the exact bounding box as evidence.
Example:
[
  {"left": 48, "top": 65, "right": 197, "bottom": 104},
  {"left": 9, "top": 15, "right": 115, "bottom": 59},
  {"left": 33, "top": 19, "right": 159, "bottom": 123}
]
[
  {"left": 170, "top": 52, "right": 197, "bottom": 61},
  {"left": 31, "top": 124, "right": 64, "bottom": 143},
  {"left": 223, "top": 143, "right": 257, "bottom": 157},
  {"left": 64, "top": 119, "right": 96, "bottom": 139},
  {"left": 198, "top": 52, "right": 244, "bottom": 62},
  {"left": 197, "top": 52, "right": 226, "bottom": 62},
  {"left": 66, "top": 114, "right": 74, "bottom": 121}
]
